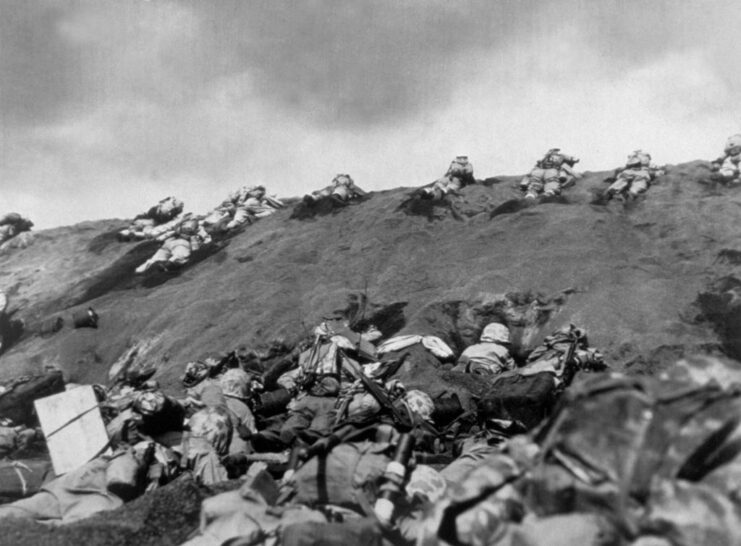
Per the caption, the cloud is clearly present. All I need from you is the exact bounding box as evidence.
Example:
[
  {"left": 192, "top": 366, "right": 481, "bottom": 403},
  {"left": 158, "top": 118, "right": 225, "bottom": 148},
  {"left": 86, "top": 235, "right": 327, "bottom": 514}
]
[
  {"left": 164, "top": 0, "right": 546, "bottom": 127},
  {"left": 0, "top": 1, "right": 85, "bottom": 126},
  {"left": 1, "top": 1, "right": 741, "bottom": 228}
]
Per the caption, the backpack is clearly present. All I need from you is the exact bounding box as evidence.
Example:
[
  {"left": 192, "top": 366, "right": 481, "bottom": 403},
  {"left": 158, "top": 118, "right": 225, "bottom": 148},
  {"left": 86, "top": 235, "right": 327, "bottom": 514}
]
[{"left": 292, "top": 441, "right": 391, "bottom": 510}]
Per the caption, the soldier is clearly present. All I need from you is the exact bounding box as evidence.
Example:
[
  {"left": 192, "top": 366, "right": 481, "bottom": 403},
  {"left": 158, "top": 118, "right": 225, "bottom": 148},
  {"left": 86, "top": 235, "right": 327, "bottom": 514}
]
[
  {"left": 118, "top": 196, "right": 184, "bottom": 241},
  {"left": 520, "top": 148, "right": 581, "bottom": 199},
  {"left": 521, "top": 324, "right": 605, "bottom": 384},
  {"left": 218, "top": 368, "right": 257, "bottom": 455},
  {"left": 135, "top": 217, "right": 212, "bottom": 273},
  {"left": 452, "top": 322, "right": 515, "bottom": 376},
  {"left": 252, "top": 309, "right": 379, "bottom": 449},
  {"left": 203, "top": 185, "right": 284, "bottom": 231},
  {"left": 711, "top": 134, "right": 741, "bottom": 184},
  {"left": 605, "top": 150, "right": 664, "bottom": 201},
  {"left": 224, "top": 185, "right": 284, "bottom": 229},
  {"left": 419, "top": 155, "right": 475, "bottom": 200},
  {"left": 0, "top": 213, "right": 33, "bottom": 245},
  {"left": 304, "top": 174, "right": 367, "bottom": 203}
]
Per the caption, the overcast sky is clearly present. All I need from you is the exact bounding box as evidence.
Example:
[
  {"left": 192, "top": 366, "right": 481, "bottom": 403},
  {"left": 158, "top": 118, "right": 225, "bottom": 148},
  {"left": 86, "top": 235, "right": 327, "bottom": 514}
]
[{"left": 2, "top": 0, "right": 739, "bottom": 228}]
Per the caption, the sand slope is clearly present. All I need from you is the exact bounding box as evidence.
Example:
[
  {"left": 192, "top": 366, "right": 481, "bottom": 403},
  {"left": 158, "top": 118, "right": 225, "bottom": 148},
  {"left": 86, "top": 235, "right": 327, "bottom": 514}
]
[{"left": 2, "top": 160, "right": 740, "bottom": 390}]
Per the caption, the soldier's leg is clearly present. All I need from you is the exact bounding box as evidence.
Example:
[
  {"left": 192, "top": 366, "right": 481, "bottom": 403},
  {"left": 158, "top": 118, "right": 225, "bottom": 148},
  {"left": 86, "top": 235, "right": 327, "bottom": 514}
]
[
  {"left": 425, "top": 178, "right": 447, "bottom": 199},
  {"left": 607, "top": 177, "right": 629, "bottom": 198},
  {"left": 526, "top": 168, "right": 545, "bottom": 198},
  {"left": 628, "top": 173, "right": 651, "bottom": 198},
  {"left": 202, "top": 210, "right": 228, "bottom": 230},
  {"left": 136, "top": 245, "right": 172, "bottom": 273},
  {"left": 446, "top": 177, "right": 463, "bottom": 194},
  {"left": 227, "top": 207, "right": 251, "bottom": 229},
  {"left": 542, "top": 169, "right": 562, "bottom": 196},
  {"left": 136, "top": 219, "right": 156, "bottom": 240},
  {"left": 519, "top": 175, "right": 531, "bottom": 192},
  {"left": 169, "top": 240, "right": 192, "bottom": 266}
]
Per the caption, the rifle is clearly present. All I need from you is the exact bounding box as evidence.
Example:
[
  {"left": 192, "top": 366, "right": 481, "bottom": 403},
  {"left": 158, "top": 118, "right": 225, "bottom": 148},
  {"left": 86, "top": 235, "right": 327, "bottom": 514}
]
[
  {"left": 338, "top": 349, "right": 413, "bottom": 430},
  {"left": 298, "top": 332, "right": 322, "bottom": 389},
  {"left": 558, "top": 328, "right": 581, "bottom": 388}
]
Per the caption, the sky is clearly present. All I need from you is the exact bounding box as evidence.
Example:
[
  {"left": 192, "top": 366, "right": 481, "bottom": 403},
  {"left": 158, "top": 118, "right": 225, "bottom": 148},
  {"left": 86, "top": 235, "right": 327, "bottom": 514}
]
[{"left": 1, "top": 0, "right": 740, "bottom": 228}]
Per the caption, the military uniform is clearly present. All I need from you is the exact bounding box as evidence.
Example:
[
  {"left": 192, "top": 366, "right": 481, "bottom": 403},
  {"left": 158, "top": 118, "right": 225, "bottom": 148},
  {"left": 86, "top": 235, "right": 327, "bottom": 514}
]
[
  {"left": 308, "top": 174, "right": 367, "bottom": 202},
  {"left": 521, "top": 149, "right": 580, "bottom": 198},
  {"left": 119, "top": 197, "right": 184, "bottom": 241},
  {"left": 203, "top": 185, "right": 283, "bottom": 231},
  {"left": 135, "top": 219, "right": 212, "bottom": 273},
  {"left": 607, "top": 150, "right": 663, "bottom": 200},
  {"left": 452, "top": 323, "right": 515, "bottom": 376},
  {"left": 0, "top": 213, "right": 33, "bottom": 245},
  {"left": 714, "top": 135, "right": 741, "bottom": 182},
  {"left": 425, "top": 156, "right": 475, "bottom": 199}
]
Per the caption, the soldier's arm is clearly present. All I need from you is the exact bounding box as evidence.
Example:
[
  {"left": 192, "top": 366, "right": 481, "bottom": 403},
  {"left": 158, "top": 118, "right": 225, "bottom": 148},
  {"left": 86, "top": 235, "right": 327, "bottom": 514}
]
[{"left": 561, "top": 163, "right": 581, "bottom": 179}]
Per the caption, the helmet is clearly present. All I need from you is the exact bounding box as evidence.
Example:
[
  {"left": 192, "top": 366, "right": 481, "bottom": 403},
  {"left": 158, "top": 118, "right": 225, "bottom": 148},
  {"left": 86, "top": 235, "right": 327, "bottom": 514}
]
[
  {"left": 547, "top": 148, "right": 561, "bottom": 154},
  {"left": 219, "top": 368, "right": 251, "bottom": 399},
  {"left": 332, "top": 174, "right": 353, "bottom": 186},
  {"left": 726, "top": 134, "right": 741, "bottom": 153},
  {"left": 628, "top": 150, "right": 651, "bottom": 166},
  {"left": 480, "top": 322, "right": 510, "bottom": 344},
  {"left": 133, "top": 390, "right": 166, "bottom": 416},
  {"left": 555, "top": 323, "right": 588, "bottom": 344},
  {"left": 405, "top": 390, "right": 434, "bottom": 422},
  {"left": 246, "top": 186, "right": 266, "bottom": 198},
  {"left": 183, "top": 361, "right": 210, "bottom": 387}
]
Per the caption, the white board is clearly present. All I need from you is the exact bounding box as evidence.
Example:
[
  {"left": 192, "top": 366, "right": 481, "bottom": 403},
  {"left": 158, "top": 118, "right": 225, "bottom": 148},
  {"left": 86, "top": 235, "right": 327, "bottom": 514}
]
[{"left": 34, "top": 385, "right": 109, "bottom": 475}]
